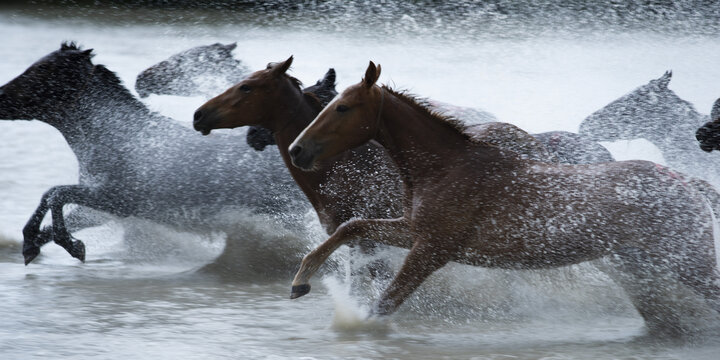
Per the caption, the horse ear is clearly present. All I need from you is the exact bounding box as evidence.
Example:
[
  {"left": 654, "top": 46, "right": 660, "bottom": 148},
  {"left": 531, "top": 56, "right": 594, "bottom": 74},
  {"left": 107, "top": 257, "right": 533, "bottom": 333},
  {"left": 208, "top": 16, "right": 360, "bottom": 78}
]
[
  {"left": 711, "top": 97, "right": 720, "bottom": 122},
  {"left": 362, "top": 61, "right": 381, "bottom": 88},
  {"left": 658, "top": 70, "right": 672, "bottom": 89},
  {"left": 323, "top": 68, "right": 336, "bottom": 88},
  {"left": 270, "top": 56, "right": 293, "bottom": 76}
]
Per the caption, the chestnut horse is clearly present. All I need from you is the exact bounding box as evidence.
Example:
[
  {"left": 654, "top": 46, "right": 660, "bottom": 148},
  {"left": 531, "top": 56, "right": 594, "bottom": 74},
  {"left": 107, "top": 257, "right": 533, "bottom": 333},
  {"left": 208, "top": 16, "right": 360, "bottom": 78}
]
[{"left": 288, "top": 62, "right": 720, "bottom": 327}]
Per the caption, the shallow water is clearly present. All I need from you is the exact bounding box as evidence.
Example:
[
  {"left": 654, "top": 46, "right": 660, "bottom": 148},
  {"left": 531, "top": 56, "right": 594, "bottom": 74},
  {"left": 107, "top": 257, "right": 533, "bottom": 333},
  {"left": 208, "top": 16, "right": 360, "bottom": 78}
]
[{"left": 1, "top": 3, "right": 720, "bottom": 359}]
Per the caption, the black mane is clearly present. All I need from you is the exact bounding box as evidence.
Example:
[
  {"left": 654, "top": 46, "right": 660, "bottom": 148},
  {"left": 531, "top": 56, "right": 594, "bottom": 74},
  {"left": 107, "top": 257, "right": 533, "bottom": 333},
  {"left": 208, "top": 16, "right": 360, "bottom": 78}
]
[
  {"left": 90, "top": 64, "right": 156, "bottom": 115},
  {"left": 60, "top": 41, "right": 83, "bottom": 52}
]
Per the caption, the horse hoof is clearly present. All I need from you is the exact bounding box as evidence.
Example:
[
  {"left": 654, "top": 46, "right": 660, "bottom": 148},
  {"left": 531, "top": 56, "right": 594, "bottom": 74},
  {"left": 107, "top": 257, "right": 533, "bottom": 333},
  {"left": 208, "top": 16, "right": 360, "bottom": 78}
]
[
  {"left": 290, "top": 284, "right": 311, "bottom": 299},
  {"left": 22, "top": 245, "right": 40, "bottom": 266},
  {"left": 70, "top": 240, "right": 86, "bottom": 263}
]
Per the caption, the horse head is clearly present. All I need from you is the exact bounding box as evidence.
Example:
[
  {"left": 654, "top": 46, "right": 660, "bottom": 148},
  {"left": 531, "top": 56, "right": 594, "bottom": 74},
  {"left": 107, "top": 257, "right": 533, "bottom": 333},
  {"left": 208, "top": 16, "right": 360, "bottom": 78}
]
[
  {"left": 194, "top": 57, "right": 337, "bottom": 138},
  {"left": 243, "top": 67, "right": 337, "bottom": 151},
  {"left": 135, "top": 42, "right": 247, "bottom": 98},
  {"left": 578, "top": 71, "right": 699, "bottom": 143},
  {"left": 193, "top": 56, "right": 301, "bottom": 135},
  {"left": 289, "top": 61, "right": 383, "bottom": 171},
  {"left": 0, "top": 42, "right": 95, "bottom": 125}
]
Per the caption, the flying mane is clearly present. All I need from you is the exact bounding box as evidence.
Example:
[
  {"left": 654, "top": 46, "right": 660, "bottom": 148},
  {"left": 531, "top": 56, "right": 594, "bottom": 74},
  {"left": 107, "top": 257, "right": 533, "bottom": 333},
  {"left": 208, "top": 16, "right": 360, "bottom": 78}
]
[
  {"left": 59, "top": 42, "right": 149, "bottom": 113},
  {"left": 381, "top": 86, "right": 490, "bottom": 146},
  {"left": 281, "top": 73, "right": 324, "bottom": 113}
]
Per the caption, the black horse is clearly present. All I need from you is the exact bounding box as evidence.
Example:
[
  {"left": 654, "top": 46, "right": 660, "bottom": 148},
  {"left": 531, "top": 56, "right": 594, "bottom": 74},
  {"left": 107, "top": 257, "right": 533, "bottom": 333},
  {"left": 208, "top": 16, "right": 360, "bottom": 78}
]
[
  {"left": 0, "top": 42, "right": 311, "bottom": 265},
  {"left": 696, "top": 98, "right": 720, "bottom": 152}
]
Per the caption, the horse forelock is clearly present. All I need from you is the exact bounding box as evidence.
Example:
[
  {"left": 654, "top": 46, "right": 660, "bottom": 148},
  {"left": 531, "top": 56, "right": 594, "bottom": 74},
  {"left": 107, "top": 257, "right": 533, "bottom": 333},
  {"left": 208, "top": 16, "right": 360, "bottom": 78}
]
[{"left": 381, "top": 86, "right": 491, "bottom": 146}]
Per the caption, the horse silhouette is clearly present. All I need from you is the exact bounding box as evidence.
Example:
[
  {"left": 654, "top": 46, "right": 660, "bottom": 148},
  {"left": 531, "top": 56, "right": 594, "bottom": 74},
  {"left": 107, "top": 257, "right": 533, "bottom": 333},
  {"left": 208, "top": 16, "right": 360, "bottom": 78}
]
[
  {"left": 579, "top": 71, "right": 718, "bottom": 184},
  {"left": 0, "top": 42, "right": 307, "bottom": 265}
]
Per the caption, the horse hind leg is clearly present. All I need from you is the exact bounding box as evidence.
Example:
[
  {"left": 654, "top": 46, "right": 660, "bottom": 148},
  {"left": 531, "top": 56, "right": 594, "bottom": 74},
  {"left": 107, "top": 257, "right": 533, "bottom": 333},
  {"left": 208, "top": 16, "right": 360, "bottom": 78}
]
[
  {"left": 607, "top": 247, "right": 720, "bottom": 336},
  {"left": 372, "top": 241, "right": 449, "bottom": 316},
  {"left": 346, "top": 239, "right": 395, "bottom": 301}
]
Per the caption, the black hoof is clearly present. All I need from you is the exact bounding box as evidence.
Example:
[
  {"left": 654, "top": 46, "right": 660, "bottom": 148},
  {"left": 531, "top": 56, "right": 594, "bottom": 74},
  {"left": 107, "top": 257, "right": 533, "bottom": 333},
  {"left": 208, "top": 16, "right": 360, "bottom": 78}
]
[
  {"left": 290, "top": 284, "right": 311, "bottom": 299},
  {"left": 69, "top": 240, "right": 86, "bottom": 262},
  {"left": 22, "top": 244, "right": 40, "bottom": 265}
]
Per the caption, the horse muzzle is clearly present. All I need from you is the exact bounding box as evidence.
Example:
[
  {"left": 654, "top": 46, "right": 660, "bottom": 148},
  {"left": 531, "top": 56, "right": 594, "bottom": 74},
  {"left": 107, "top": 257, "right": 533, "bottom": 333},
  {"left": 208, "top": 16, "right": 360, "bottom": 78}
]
[
  {"left": 289, "top": 141, "right": 321, "bottom": 171},
  {"left": 193, "top": 108, "right": 216, "bottom": 135}
]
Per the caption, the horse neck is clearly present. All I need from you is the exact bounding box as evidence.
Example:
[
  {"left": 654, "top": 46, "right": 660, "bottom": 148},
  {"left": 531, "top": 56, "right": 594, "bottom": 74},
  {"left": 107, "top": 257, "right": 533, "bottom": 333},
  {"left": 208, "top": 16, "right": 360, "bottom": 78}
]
[
  {"left": 54, "top": 73, "right": 163, "bottom": 168},
  {"left": 645, "top": 112, "right": 709, "bottom": 155},
  {"left": 374, "top": 92, "right": 487, "bottom": 187},
  {"left": 270, "top": 91, "right": 333, "bottom": 206}
]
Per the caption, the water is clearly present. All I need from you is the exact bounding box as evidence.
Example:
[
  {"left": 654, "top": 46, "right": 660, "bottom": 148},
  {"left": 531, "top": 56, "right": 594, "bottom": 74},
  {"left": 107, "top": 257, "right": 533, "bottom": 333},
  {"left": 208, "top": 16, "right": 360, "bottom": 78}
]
[{"left": 2, "top": 3, "right": 720, "bottom": 359}]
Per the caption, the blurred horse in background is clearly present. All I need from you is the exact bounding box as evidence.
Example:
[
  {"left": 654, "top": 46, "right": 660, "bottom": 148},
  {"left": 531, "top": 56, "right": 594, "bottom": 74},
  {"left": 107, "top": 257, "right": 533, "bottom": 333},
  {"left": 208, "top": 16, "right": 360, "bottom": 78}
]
[{"left": 0, "top": 42, "right": 306, "bottom": 265}]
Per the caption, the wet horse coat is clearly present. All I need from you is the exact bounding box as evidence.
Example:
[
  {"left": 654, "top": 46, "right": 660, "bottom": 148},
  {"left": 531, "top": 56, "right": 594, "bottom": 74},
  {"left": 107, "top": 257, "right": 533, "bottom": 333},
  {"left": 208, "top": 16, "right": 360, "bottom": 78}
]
[
  {"left": 288, "top": 62, "right": 720, "bottom": 330},
  {"left": 579, "top": 71, "right": 718, "bottom": 184},
  {"left": 0, "top": 43, "right": 306, "bottom": 264}
]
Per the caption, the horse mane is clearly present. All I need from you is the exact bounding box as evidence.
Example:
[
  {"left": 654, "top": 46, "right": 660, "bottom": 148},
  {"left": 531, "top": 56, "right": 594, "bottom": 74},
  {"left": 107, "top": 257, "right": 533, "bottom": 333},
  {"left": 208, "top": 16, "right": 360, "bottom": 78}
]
[
  {"left": 280, "top": 72, "right": 320, "bottom": 111},
  {"left": 286, "top": 74, "right": 304, "bottom": 93},
  {"left": 302, "top": 91, "right": 323, "bottom": 113},
  {"left": 60, "top": 41, "right": 82, "bottom": 52},
  {"left": 58, "top": 41, "right": 141, "bottom": 107},
  {"left": 91, "top": 65, "right": 149, "bottom": 110},
  {"left": 381, "top": 86, "right": 490, "bottom": 146}
]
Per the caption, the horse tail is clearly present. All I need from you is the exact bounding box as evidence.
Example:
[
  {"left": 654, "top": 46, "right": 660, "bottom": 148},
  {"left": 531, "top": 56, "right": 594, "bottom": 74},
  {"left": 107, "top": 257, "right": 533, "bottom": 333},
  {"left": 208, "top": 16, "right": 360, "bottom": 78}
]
[{"left": 689, "top": 178, "right": 720, "bottom": 218}]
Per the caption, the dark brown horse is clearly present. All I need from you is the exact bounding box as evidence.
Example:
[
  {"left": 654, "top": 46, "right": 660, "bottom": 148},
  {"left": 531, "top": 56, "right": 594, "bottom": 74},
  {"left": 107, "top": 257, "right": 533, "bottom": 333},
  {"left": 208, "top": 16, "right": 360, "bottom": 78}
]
[{"left": 287, "top": 62, "right": 720, "bottom": 329}]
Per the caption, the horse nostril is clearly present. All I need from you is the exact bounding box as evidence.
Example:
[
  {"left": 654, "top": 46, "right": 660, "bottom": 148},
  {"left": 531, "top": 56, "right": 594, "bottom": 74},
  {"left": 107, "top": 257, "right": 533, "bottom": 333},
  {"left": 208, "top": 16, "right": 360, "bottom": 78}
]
[
  {"left": 289, "top": 145, "right": 303, "bottom": 159},
  {"left": 193, "top": 110, "right": 203, "bottom": 124}
]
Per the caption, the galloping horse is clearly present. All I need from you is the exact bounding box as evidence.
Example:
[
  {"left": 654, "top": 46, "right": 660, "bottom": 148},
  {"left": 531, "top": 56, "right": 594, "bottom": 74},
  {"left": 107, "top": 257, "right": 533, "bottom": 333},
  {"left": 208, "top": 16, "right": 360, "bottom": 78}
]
[
  {"left": 0, "top": 43, "right": 307, "bottom": 264},
  {"left": 696, "top": 98, "right": 720, "bottom": 152},
  {"left": 578, "top": 71, "right": 718, "bottom": 184},
  {"left": 287, "top": 62, "right": 720, "bottom": 329}
]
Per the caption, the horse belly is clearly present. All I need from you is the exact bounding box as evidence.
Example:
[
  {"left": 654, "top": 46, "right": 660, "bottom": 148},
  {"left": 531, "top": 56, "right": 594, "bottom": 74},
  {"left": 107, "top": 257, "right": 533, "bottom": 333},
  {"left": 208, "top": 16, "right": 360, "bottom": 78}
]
[{"left": 462, "top": 214, "right": 610, "bottom": 270}]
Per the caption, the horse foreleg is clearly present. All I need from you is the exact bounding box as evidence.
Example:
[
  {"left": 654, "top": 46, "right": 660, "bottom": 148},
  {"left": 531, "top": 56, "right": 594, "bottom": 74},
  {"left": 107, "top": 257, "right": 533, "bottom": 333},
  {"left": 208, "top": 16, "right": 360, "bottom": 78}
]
[
  {"left": 290, "top": 217, "right": 410, "bottom": 299},
  {"left": 23, "top": 207, "right": 111, "bottom": 264},
  {"left": 372, "top": 241, "right": 449, "bottom": 316},
  {"left": 23, "top": 185, "right": 107, "bottom": 264}
]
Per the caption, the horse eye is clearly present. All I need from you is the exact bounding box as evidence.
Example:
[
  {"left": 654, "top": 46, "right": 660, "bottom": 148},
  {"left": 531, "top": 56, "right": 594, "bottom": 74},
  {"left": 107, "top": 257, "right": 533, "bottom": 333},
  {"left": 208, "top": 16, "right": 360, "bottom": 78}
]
[
  {"left": 239, "top": 84, "right": 251, "bottom": 93},
  {"left": 336, "top": 104, "right": 349, "bottom": 113}
]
